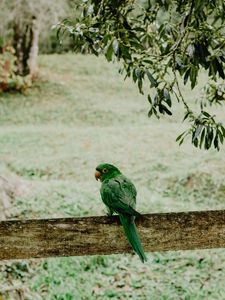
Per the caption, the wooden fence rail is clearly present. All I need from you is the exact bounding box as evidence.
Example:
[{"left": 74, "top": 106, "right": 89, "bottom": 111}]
[{"left": 0, "top": 210, "right": 225, "bottom": 260}]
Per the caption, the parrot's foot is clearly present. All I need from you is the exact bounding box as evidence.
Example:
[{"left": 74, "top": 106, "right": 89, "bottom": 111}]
[{"left": 106, "top": 207, "right": 114, "bottom": 217}]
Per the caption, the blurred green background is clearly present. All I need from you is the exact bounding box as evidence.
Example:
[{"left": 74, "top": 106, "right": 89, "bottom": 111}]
[{"left": 0, "top": 54, "right": 225, "bottom": 299}]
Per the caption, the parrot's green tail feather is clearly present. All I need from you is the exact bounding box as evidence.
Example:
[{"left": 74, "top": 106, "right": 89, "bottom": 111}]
[{"left": 119, "top": 215, "right": 147, "bottom": 263}]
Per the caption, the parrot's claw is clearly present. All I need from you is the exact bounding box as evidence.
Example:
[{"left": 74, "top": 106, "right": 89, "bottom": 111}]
[{"left": 106, "top": 208, "right": 114, "bottom": 217}]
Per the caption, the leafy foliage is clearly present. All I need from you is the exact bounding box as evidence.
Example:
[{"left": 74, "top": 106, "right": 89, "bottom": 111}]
[
  {"left": 0, "top": 46, "right": 32, "bottom": 93},
  {"left": 200, "top": 81, "right": 225, "bottom": 108},
  {"left": 176, "top": 111, "right": 225, "bottom": 151},
  {"left": 59, "top": 0, "right": 225, "bottom": 149}
]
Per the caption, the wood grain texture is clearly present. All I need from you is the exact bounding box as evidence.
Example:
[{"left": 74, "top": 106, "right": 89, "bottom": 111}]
[{"left": 0, "top": 210, "right": 225, "bottom": 260}]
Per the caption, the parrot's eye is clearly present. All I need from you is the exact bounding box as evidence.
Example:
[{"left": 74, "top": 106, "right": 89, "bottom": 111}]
[{"left": 102, "top": 168, "right": 108, "bottom": 173}]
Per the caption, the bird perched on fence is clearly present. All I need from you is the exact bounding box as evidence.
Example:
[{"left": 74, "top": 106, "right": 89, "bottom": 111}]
[{"left": 95, "top": 163, "right": 147, "bottom": 263}]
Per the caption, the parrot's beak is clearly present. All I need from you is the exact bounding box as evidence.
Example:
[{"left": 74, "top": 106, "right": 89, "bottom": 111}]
[{"left": 95, "top": 170, "right": 101, "bottom": 181}]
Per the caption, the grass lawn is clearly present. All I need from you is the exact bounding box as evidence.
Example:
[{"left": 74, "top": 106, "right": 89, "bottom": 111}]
[{"left": 0, "top": 53, "right": 225, "bottom": 299}]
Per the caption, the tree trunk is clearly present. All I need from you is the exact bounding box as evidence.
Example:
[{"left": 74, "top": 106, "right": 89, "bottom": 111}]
[
  {"left": 28, "top": 17, "right": 40, "bottom": 77},
  {"left": 13, "top": 16, "right": 39, "bottom": 77},
  {"left": 13, "top": 23, "right": 27, "bottom": 75}
]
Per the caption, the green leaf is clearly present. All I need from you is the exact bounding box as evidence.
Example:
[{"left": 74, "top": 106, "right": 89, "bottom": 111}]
[
  {"left": 176, "top": 131, "right": 186, "bottom": 142},
  {"left": 205, "top": 127, "right": 214, "bottom": 150},
  {"left": 201, "top": 111, "right": 210, "bottom": 117},
  {"left": 133, "top": 27, "right": 146, "bottom": 32},
  {"left": 193, "top": 125, "right": 203, "bottom": 140},
  {"left": 158, "top": 103, "right": 164, "bottom": 114},
  {"left": 145, "top": 69, "right": 158, "bottom": 87},
  {"left": 119, "top": 44, "right": 131, "bottom": 60},
  {"left": 132, "top": 69, "right": 137, "bottom": 82},
  {"left": 135, "top": 68, "right": 141, "bottom": 80},
  {"left": 130, "top": 40, "right": 145, "bottom": 50},
  {"left": 138, "top": 78, "right": 144, "bottom": 94},
  {"left": 190, "top": 66, "right": 198, "bottom": 89},
  {"left": 147, "top": 94, "right": 152, "bottom": 104},
  {"left": 193, "top": 137, "right": 198, "bottom": 148},
  {"left": 214, "top": 134, "right": 219, "bottom": 150},
  {"left": 102, "top": 34, "right": 111, "bottom": 45},
  {"left": 154, "top": 94, "right": 159, "bottom": 104},
  {"left": 112, "top": 39, "right": 119, "bottom": 55},
  {"left": 214, "top": 58, "right": 225, "bottom": 79},
  {"left": 218, "top": 129, "right": 224, "bottom": 143},
  {"left": 105, "top": 41, "right": 113, "bottom": 61},
  {"left": 183, "top": 68, "right": 190, "bottom": 85},
  {"left": 179, "top": 138, "right": 185, "bottom": 146},
  {"left": 183, "top": 111, "right": 190, "bottom": 121},
  {"left": 220, "top": 125, "right": 225, "bottom": 136},
  {"left": 148, "top": 108, "right": 153, "bottom": 117},
  {"left": 200, "top": 128, "right": 205, "bottom": 148},
  {"left": 163, "top": 88, "right": 171, "bottom": 107},
  {"left": 187, "top": 44, "right": 195, "bottom": 57},
  {"left": 160, "top": 104, "right": 172, "bottom": 116}
]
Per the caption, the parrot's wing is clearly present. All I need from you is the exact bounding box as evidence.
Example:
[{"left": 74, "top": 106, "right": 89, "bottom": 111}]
[
  {"left": 101, "top": 175, "right": 139, "bottom": 216},
  {"left": 110, "top": 200, "right": 140, "bottom": 216}
]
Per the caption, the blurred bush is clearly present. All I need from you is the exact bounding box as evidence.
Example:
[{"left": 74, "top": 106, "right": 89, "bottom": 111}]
[{"left": 0, "top": 46, "right": 32, "bottom": 93}]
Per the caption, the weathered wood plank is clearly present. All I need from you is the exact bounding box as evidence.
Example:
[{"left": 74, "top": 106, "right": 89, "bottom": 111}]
[{"left": 0, "top": 210, "right": 225, "bottom": 260}]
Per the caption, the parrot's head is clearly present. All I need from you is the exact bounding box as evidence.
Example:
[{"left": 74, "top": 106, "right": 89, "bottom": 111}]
[{"left": 95, "top": 163, "right": 121, "bottom": 182}]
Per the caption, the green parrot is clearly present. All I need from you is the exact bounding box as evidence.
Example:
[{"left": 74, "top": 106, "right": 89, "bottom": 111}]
[{"left": 95, "top": 163, "right": 147, "bottom": 263}]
